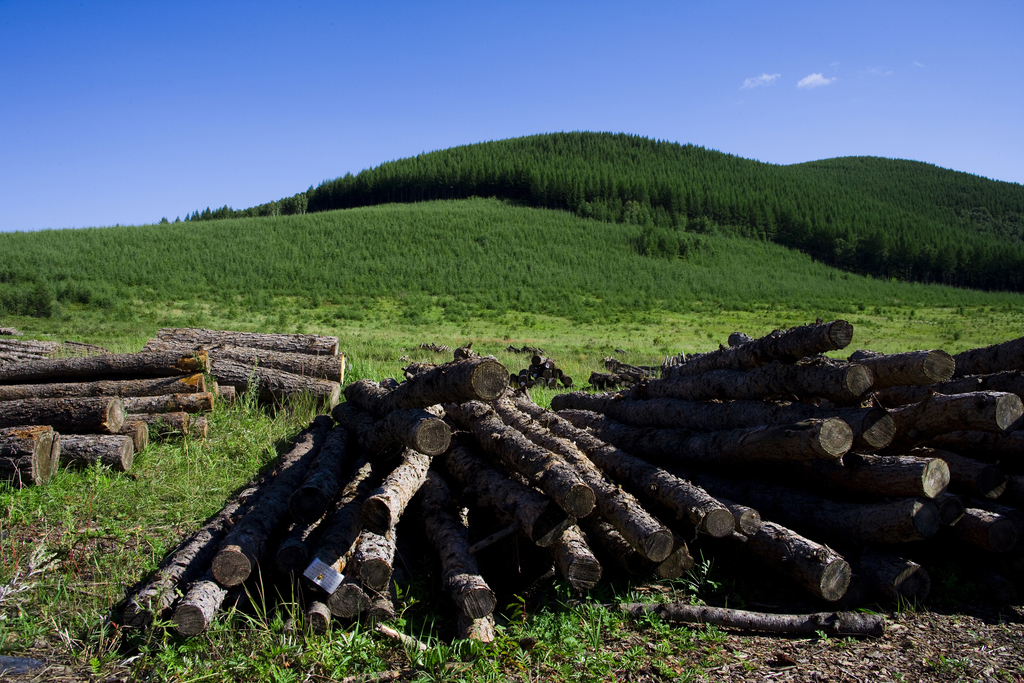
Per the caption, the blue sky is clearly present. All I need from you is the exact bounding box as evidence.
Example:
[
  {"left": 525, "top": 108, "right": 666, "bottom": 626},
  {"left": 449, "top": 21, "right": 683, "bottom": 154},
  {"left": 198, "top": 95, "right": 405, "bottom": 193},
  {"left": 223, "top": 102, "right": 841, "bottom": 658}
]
[{"left": 1, "top": 0, "right": 1021, "bottom": 232}]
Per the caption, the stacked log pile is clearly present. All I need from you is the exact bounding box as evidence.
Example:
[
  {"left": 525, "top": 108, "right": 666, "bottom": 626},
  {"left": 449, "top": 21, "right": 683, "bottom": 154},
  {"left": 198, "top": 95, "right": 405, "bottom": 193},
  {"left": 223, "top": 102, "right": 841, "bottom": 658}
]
[
  {"left": 589, "top": 357, "right": 658, "bottom": 391},
  {"left": 142, "top": 328, "right": 343, "bottom": 406},
  {"left": 510, "top": 354, "right": 573, "bottom": 390}
]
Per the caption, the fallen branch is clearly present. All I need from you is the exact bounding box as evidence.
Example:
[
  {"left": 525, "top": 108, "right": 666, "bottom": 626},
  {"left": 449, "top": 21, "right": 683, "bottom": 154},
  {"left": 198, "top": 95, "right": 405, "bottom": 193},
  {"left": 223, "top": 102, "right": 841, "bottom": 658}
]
[{"left": 620, "top": 602, "right": 885, "bottom": 637}]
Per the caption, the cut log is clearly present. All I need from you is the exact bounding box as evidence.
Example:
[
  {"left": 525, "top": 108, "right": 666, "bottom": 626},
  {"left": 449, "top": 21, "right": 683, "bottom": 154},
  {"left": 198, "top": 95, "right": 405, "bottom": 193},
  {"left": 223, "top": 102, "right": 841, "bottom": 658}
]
[
  {"left": 360, "top": 450, "right": 432, "bottom": 535},
  {"left": 444, "top": 401, "right": 595, "bottom": 519},
  {"left": 328, "top": 575, "right": 371, "bottom": 618},
  {"left": 367, "top": 589, "right": 396, "bottom": 624},
  {"left": 643, "top": 358, "right": 874, "bottom": 405},
  {"left": 549, "top": 393, "right": 894, "bottom": 451},
  {"left": 493, "top": 397, "right": 674, "bottom": 562},
  {"left": 558, "top": 410, "right": 851, "bottom": 466},
  {"left": 352, "top": 530, "right": 395, "bottom": 592},
  {"left": 444, "top": 442, "right": 571, "bottom": 547},
  {"left": 846, "top": 548, "right": 930, "bottom": 602},
  {"left": 308, "top": 458, "right": 383, "bottom": 581},
  {"left": 143, "top": 340, "right": 345, "bottom": 381},
  {"left": 934, "top": 493, "right": 967, "bottom": 526},
  {"left": 928, "top": 430, "right": 1024, "bottom": 471},
  {"left": 58, "top": 435, "right": 133, "bottom": 472},
  {"left": 307, "top": 601, "right": 332, "bottom": 634},
  {"left": 172, "top": 572, "right": 230, "bottom": 636},
  {"left": 216, "top": 384, "right": 236, "bottom": 403},
  {"left": 580, "top": 518, "right": 653, "bottom": 577},
  {"left": 0, "top": 374, "right": 206, "bottom": 401},
  {"left": 289, "top": 426, "right": 354, "bottom": 524},
  {"left": 0, "top": 350, "right": 208, "bottom": 385},
  {"left": 886, "top": 391, "right": 1022, "bottom": 449},
  {"left": 456, "top": 614, "right": 496, "bottom": 643},
  {"left": 345, "top": 357, "right": 508, "bottom": 416},
  {"left": 953, "top": 334, "right": 1024, "bottom": 378},
  {"left": 847, "top": 349, "right": 955, "bottom": 388},
  {"left": 0, "top": 396, "right": 124, "bottom": 434},
  {"left": 621, "top": 603, "right": 884, "bottom": 638},
  {"left": 767, "top": 453, "right": 950, "bottom": 500},
  {"left": 0, "top": 328, "right": 21, "bottom": 336},
  {"left": 662, "top": 320, "right": 854, "bottom": 380},
  {"left": 122, "top": 393, "right": 214, "bottom": 415},
  {"left": 717, "top": 499, "right": 762, "bottom": 536},
  {"left": 125, "top": 412, "right": 190, "bottom": 437},
  {"left": 275, "top": 518, "right": 324, "bottom": 576},
  {"left": 947, "top": 507, "right": 1020, "bottom": 553},
  {"left": 210, "top": 417, "right": 332, "bottom": 587},
  {"left": 656, "top": 535, "right": 696, "bottom": 579},
  {"left": 419, "top": 471, "right": 497, "bottom": 618},
  {"left": 331, "top": 403, "right": 451, "bottom": 456},
  {"left": 512, "top": 395, "right": 734, "bottom": 538},
  {"left": 917, "top": 447, "right": 1006, "bottom": 499},
  {"left": 115, "top": 421, "right": 148, "bottom": 454},
  {"left": 737, "top": 520, "right": 851, "bottom": 601},
  {"left": 156, "top": 327, "right": 339, "bottom": 356},
  {"left": 210, "top": 359, "right": 340, "bottom": 406},
  {"left": 549, "top": 525, "right": 602, "bottom": 592},
  {"left": 0, "top": 426, "right": 55, "bottom": 486},
  {"left": 191, "top": 415, "right": 208, "bottom": 439}
]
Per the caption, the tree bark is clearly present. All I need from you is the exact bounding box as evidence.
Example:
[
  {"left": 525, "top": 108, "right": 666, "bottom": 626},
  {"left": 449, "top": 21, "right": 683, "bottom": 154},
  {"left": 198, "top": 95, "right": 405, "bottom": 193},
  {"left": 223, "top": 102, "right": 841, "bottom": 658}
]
[
  {"left": 345, "top": 357, "right": 508, "bottom": 416},
  {"left": 846, "top": 548, "right": 930, "bottom": 602},
  {"left": 916, "top": 447, "right": 1006, "bottom": 499},
  {"left": 456, "top": 614, "right": 496, "bottom": 643},
  {"left": 847, "top": 349, "right": 954, "bottom": 388},
  {"left": 444, "top": 401, "right": 595, "bottom": 519},
  {"left": 766, "top": 453, "right": 950, "bottom": 500},
  {"left": 493, "top": 397, "right": 674, "bottom": 562},
  {"left": 934, "top": 492, "right": 966, "bottom": 526},
  {"left": 717, "top": 498, "right": 762, "bottom": 536},
  {"left": 307, "top": 601, "right": 332, "bottom": 634},
  {"left": 580, "top": 517, "right": 654, "bottom": 577},
  {"left": 512, "top": 395, "right": 734, "bottom": 538},
  {"left": 308, "top": 458, "right": 383, "bottom": 579},
  {"left": 275, "top": 518, "right": 324, "bottom": 575},
  {"left": 550, "top": 393, "right": 895, "bottom": 451},
  {"left": 352, "top": 530, "right": 395, "bottom": 592},
  {"left": 360, "top": 450, "right": 432, "bottom": 535},
  {"left": 927, "top": 429, "right": 1024, "bottom": 471},
  {"left": 620, "top": 603, "right": 884, "bottom": 638},
  {"left": 557, "top": 410, "right": 851, "bottom": 466},
  {"left": 210, "top": 359, "right": 340, "bottom": 406},
  {"left": 886, "top": 391, "right": 1022, "bottom": 450},
  {"left": 655, "top": 534, "right": 696, "bottom": 579},
  {"left": 215, "top": 384, "right": 236, "bottom": 403},
  {"left": 443, "top": 442, "right": 571, "bottom": 547},
  {"left": 0, "top": 374, "right": 206, "bottom": 401},
  {"left": 156, "top": 327, "right": 339, "bottom": 356},
  {"left": 0, "top": 396, "right": 124, "bottom": 434},
  {"left": 115, "top": 421, "right": 148, "bottom": 453},
  {"left": 289, "top": 426, "right": 354, "bottom": 524},
  {"left": 210, "top": 418, "right": 332, "bottom": 586},
  {"left": 0, "top": 426, "right": 54, "bottom": 486},
  {"left": 332, "top": 403, "right": 450, "bottom": 456},
  {"left": 367, "top": 589, "right": 396, "bottom": 624},
  {"left": 328, "top": 576, "right": 370, "bottom": 618},
  {"left": 947, "top": 507, "right": 1020, "bottom": 553},
  {"left": 172, "top": 572, "right": 230, "bottom": 636},
  {"left": 58, "top": 434, "right": 133, "bottom": 472},
  {"left": 0, "top": 350, "right": 208, "bottom": 385},
  {"left": 953, "top": 334, "right": 1024, "bottom": 378},
  {"left": 549, "top": 525, "right": 602, "bottom": 592},
  {"left": 419, "top": 471, "right": 497, "bottom": 619},
  {"left": 143, "top": 340, "right": 345, "bottom": 381},
  {"left": 662, "top": 320, "right": 854, "bottom": 380},
  {"left": 125, "top": 412, "right": 190, "bottom": 437},
  {"left": 122, "top": 393, "right": 214, "bottom": 415}
]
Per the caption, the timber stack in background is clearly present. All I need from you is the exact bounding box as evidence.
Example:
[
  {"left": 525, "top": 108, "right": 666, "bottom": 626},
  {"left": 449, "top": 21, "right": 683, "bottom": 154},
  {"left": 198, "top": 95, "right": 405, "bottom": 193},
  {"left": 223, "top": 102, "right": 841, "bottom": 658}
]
[{"left": 510, "top": 354, "right": 573, "bottom": 390}]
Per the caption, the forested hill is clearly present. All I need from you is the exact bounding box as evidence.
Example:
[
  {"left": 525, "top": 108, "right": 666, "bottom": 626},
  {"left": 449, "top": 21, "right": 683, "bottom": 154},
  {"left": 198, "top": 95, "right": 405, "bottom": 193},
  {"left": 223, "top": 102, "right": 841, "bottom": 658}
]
[{"left": 188, "top": 132, "right": 1024, "bottom": 291}]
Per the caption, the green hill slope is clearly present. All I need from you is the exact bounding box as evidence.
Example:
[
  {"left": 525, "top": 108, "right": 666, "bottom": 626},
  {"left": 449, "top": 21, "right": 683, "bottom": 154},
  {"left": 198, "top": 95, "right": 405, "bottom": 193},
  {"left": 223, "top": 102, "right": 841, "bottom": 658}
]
[
  {"left": 193, "top": 132, "right": 1024, "bottom": 291},
  {"left": 2, "top": 199, "right": 1021, "bottom": 324}
]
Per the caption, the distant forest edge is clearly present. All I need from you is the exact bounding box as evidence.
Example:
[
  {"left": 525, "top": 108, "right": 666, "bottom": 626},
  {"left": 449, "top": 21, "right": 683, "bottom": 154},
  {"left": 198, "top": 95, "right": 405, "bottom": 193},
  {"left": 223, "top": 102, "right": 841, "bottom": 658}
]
[{"left": 180, "top": 132, "right": 1024, "bottom": 292}]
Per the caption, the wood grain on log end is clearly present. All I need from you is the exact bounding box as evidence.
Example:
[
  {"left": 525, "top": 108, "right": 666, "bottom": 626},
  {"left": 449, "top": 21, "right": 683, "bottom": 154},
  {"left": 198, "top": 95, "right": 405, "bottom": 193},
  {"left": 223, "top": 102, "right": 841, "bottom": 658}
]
[
  {"left": 642, "top": 529, "right": 676, "bottom": 564},
  {"left": 911, "top": 500, "right": 941, "bottom": 538},
  {"left": 894, "top": 563, "right": 931, "bottom": 602},
  {"left": 210, "top": 545, "right": 252, "bottom": 587},
  {"left": 860, "top": 410, "right": 896, "bottom": 450},
  {"left": 820, "top": 559, "right": 854, "bottom": 602},
  {"left": 328, "top": 582, "right": 370, "bottom": 618},
  {"left": 843, "top": 365, "right": 876, "bottom": 399},
  {"left": 655, "top": 540, "right": 695, "bottom": 579},
  {"left": 172, "top": 604, "right": 210, "bottom": 637},
  {"left": 117, "top": 421, "right": 148, "bottom": 453},
  {"left": 0, "top": 425, "right": 54, "bottom": 486},
  {"left": 308, "top": 601, "right": 331, "bottom": 634},
  {"left": 994, "top": 393, "right": 1024, "bottom": 431},
  {"left": 703, "top": 507, "right": 739, "bottom": 538},
  {"left": 920, "top": 458, "right": 952, "bottom": 499},
  {"left": 457, "top": 583, "right": 498, "bottom": 619},
  {"left": 828, "top": 320, "right": 855, "bottom": 350},
  {"left": 923, "top": 350, "right": 955, "bottom": 383},
  {"left": 563, "top": 483, "right": 597, "bottom": 519},
  {"left": 818, "top": 418, "right": 854, "bottom": 457},
  {"left": 360, "top": 560, "right": 392, "bottom": 592},
  {"left": 470, "top": 360, "right": 513, "bottom": 401},
  {"left": 411, "top": 419, "right": 451, "bottom": 456}
]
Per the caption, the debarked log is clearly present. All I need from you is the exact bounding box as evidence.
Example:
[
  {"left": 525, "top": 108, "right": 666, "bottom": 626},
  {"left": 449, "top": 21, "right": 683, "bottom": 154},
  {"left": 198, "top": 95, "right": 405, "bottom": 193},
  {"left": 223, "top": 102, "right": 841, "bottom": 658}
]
[
  {"left": 846, "top": 349, "right": 954, "bottom": 388},
  {"left": 0, "top": 396, "right": 124, "bottom": 434},
  {"left": 58, "top": 434, "right": 133, "bottom": 472},
  {"left": 0, "top": 374, "right": 206, "bottom": 401},
  {"left": 210, "top": 359, "right": 340, "bottom": 406},
  {"left": 332, "top": 402, "right": 450, "bottom": 456},
  {"left": 155, "top": 327, "right": 339, "bottom": 356},
  {"left": 360, "top": 449, "right": 432, "bottom": 535},
  {"left": 620, "top": 603, "right": 884, "bottom": 638},
  {"left": 122, "top": 392, "right": 214, "bottom": 415},
  {"left": 0, "top": 350, "right": 208, "bottom": 385},
  {"left": 0, "top": 426, "right": 55, "bottom": 486}
]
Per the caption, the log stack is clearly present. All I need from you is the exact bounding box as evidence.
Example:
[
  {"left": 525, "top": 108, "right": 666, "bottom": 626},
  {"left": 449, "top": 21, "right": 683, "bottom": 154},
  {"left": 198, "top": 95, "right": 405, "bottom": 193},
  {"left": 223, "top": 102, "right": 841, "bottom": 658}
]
[{"left": 510, "top": 354, "right": 573, "bottom": 390}]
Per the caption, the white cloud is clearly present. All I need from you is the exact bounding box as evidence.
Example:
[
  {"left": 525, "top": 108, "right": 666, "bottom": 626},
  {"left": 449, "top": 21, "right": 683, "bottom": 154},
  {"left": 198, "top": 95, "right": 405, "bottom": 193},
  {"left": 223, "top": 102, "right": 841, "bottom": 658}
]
[
  {"left": 866, "top": 67, "right": 893, "bottom": 76},
  {"left": 797, "top": 73, "right": 836, "bottom": 88},
  {"left": 742, "top": 73, "right": 781, "bottom": 89},
  {"left": 914, "top": 61, "right": 925, "bottom": 68}
]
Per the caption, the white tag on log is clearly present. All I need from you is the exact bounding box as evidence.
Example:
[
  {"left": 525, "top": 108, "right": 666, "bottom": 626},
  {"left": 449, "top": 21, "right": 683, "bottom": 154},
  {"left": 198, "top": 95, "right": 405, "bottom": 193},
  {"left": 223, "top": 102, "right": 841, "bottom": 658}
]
[{"left": 303, "top": 558, "right": 343, "bottom": 594}]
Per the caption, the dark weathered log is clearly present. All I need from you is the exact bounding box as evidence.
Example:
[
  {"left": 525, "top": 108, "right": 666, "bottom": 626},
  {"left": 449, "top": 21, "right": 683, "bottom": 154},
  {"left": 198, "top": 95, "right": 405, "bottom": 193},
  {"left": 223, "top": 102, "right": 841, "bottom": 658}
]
[
  {"left": 456, "top": 613, "right": 496, "bottom": 643},
  {"left": 419, "top": 471, "right": 496, "bottom": 618},
  {"left": 347, "top": 358, "right": 508, "bottom": 417},
  {"left": 558, "top": 410, "right": 851, "bottom": 466},
  {"left": 143, "top": 340, "right": 346, "bottom": 381},
  {"left": 444, "top": 443, "right": 571, "bottom": 547},
  {"left": 289, "top": 426, "right": 353, "bottom": 524},
  {"left": 58, "top": 435, "right": 133, "bottom": 472},
  {"left": 328, "top": 575, "right": 371, "bottom": 618},
  {"left": 934, "top": 492, "right": 967, "bottom": 526},
  {"left": 156, "top": 327, "right": 339, "bottom": 356},
  {"left": 125, "top": 412, "right": 190, "bottom": 437},
  {"left": 953, "top": 334, "right": 1024, "bottom": 378},
  {"left": 769, "top": 453, "right": 950, "bottom": 500},
  {"left": 928, "top": 430, "right": 1024, "bottom": 471},
  {"left": 916, "top": 447, "right": 1006, "bottom": 499},
  {"left": 1003, "top": 474, "right": 1024, "bottom": 507},
  {"left": 887, "top": 391, "right": 1022, "bottom": 449},
  {"left": 717, "top": 498, "right": 762, "bottom": 536},
  {"left": 331, "top": 403, "right": 450, "bottom": 456},
  {"left": 643, "top": 357, "right": 874, "bottom": 405},
  {"left": 444, "top": 401, "right": 595, "bottom": 519},
  {"left": 172, "top": 572, "right": 230, "bottom": 636},
  {"left": 0, "top": 396, "right": 124, "bottom": 434},
  {"left": 467, "top": 523, "right": 519, "bottom": 554},
  {"left": 688, "top": 472, "right": 941, "bottom": 544},
  {"left": 655, "top": 535, "right": 696, "bottom": 579},
  {"left": 361, "top": 450, "right": 432, "bottom": 535},
  {"left": 0, "top": 350, "right": 208, "bottom": 385},
  {"left": 210, "top": 359, "right": 340, "bottom": 406},
  {"left": 580, "top": 518, "right": 653, "bottom": 576},
  {"left": 353, "top": 530, "right": 395, "bottom": 592},
  {"left": 122, "top": 392, "right": 214, "bottom": 415},
  {"left": 621, "top": 603, "right": 884, "bottom": 637},
  {"left": 308, "top": 458, "right": 382, "bottom": 581},
  {"left": 662, "top": 320, "right": 854, "bottom": 380},
  {"left": 512, "top": 396, "right": 734, "bottom": 537},
  {"left": 493, "top": 397, "right": 673, "bottom": 562},
  {"left": 727, "top": 332, "right": 753, "bottom": 347},
  {"left": 947, "top": 507, "right": 1020, "bottom": 553},
  {"left": 846, "top": 548, "right": 930, "bottom": 602},
  {"left": 549, "top": 525, "right": 602, "bottom": 592},
  {"left": 550, "top": 393, "right": 895, "bottom": 451},
  {"left": 307, "top": 600, "right": 332, "bottom": 634},
  {"left": 847, "top": 349, "right": 954, "bottom": 388},
  {"left": 275, "top": 517, "right": 324, "bottom": 575},
  {"left": 211, "top": 418, "right": 332, "bottom": 586},
  {"left": 115, "top": 421, "right": 148, "bottom": 453},
  {"left": 0, "top": 374, "right": 206, "bottom": 401},
  {"left": 367, "top": 588, "right": 396, "bottom": 624},
  {"left": 0, "top": 426, "right": 54, "bottom": 486},
  {"left": 738, "top": 520, "right": 851, "bottom": 601}
]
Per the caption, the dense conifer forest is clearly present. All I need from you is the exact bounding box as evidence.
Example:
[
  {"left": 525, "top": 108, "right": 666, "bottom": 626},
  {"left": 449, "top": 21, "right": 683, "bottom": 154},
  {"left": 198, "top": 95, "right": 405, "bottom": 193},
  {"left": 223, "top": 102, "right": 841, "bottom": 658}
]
[{"left": 185, "top": 132, "right": 1024, "bottom": 291}]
